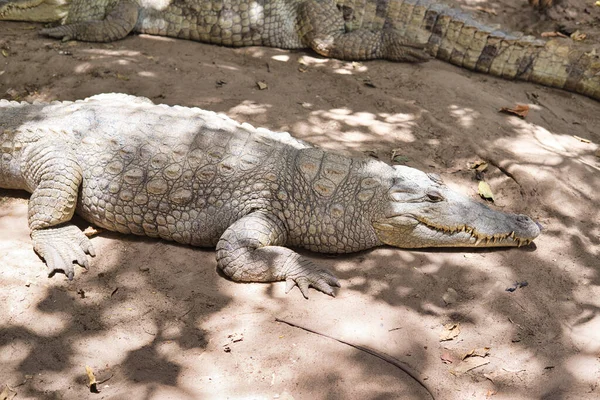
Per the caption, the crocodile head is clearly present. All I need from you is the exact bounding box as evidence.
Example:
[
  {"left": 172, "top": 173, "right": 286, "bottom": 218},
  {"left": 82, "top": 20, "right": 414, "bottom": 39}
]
[
  {"left": 373, "top": 165, "right": 541, "bottom": 248},
  {"left": 0, "top": 0, "right": 69, "bottom": 22}
]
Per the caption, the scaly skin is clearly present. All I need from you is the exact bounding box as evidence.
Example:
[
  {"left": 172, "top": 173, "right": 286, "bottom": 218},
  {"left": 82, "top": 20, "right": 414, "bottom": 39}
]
[
  {"left": 0, "top": 94, "right": 541, "bottom": 297},
  {"left": 1, "top": 0, "right": 599, "bottom": 99}
]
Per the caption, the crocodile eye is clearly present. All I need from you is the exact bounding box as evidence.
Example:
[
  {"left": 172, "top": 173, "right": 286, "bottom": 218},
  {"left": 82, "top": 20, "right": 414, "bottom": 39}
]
[{"left": 426, "top": 191, "right": 444, "bottom": 202}]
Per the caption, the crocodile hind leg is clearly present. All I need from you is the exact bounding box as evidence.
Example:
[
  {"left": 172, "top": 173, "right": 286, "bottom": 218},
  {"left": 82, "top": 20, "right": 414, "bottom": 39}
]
[
  {"left": 23, "top": 141, "right": 95, "bottom": 279},
  {"left": 297, "top": 0, "right": 429, "bottom": 62},
  {"left": 216, "top": 211, "right": 340, "bottom": 298},
  {"left": 40, "top": 0, "right": 139, "bottom": 42}
]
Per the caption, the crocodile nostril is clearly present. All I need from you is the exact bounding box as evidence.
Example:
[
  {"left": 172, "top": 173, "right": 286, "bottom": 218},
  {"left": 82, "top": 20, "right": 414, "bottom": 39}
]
[{"left": 516, "top": 215, "right": 531, "bottom": 223}]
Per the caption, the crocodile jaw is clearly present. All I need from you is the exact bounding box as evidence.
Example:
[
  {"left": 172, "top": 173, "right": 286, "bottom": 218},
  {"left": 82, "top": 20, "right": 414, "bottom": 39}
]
[
  {"left": 373, "top": 214, "right": 541, "bottom": 249},
  {"left": 0, "top": 0, "right": 69, "bottom": 22},
  {"left": 372, "top": 165, "right": 541, "bottom": 249}
]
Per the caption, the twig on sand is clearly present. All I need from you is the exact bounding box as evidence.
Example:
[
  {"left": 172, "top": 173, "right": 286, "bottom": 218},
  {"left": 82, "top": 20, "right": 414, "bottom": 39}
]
[{"left": 275, "top": 317, "right": 435, "bottom": 400}]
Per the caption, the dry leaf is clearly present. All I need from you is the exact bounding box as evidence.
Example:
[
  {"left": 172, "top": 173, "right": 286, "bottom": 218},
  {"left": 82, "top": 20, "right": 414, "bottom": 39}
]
[
  {"left": 363, "top": 150, "right": 379, "bottom": 159},
  {"left": 85, "top": 366, "right": 99, "bottom": 393},
  {"left": 391, "top": 149, "right": 410, "bottom": 164},
  {"left": 450, "top": 357, "right": 490, "bottom": 375},
  {"left": 486, "top": 389, "right": 498, "bottom": 398},
  {"left": 573, "top": 135, "right": 591, "bottom": 143},
  {"left": 440, "top": 323, "right": 461, "bottom": 341},
  {"left": 256, "top": 81, "right": 268, "bottom": 90},
  {"left": 541, "top": 31, "right": 568, "bottom": 38},
  {"left": 468, "top": 160, "right": 488, "bottom": 172},
  {"left": 115, "top": 73, "right": 129, "bottom": 81},
  {"left": 1, "top": 50, "right": 8, "bottom": 57},
  {"left": 298, "top": 63, "right": 309, "bottom": 73},
  {"left": 440, "top": 351, "right": 455, "bottom": 364},
  {"left": 570, "top": 30, "right": 587, "bottom": 41},
  {"left": 499, "top": 104, "right": 529, "bottom": 118},
  {"left": 0, "top": 385, "right": 17, "bottom": 400},
  {"left": 475, "top": 6, "right": 497, "bottom": 15},
  {"left": 478, "top": 181, "right": 495, "bottom": 202},
  {"left": 463, "top": 347, "right": 491, "bottom": 360},
  {"left": 83, "top": 226, "right": 102, "bottom": 237}
]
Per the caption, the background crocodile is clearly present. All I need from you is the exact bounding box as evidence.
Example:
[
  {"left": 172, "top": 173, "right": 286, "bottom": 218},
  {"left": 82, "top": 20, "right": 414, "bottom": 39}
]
[
  {"left": 0, "top": 93, "right": 540, "bottom": 297},
  {"left": 0, "top": 0, "right": 599, "bottom": 100}
]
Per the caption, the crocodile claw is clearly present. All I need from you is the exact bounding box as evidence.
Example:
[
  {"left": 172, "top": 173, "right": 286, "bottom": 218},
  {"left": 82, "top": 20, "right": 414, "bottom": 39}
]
[
  {"left": 31, "top": 225, "right": 95, "bottom": 280},
  {"left": 285, "top": 266, "right": 340, "bottom": 299}
]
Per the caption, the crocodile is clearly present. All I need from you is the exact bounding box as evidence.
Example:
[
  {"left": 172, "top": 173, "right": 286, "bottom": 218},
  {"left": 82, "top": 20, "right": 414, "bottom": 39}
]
[
  {"left": 0, "top": 93, "right": 540, "bottom": 297},
  {"left": 1, "top": 0, "right": 599, "bottom": 100}
]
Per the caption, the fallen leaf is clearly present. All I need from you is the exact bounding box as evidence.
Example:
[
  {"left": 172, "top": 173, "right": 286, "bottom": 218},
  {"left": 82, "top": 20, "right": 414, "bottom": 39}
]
[
  {"left": 596, "top": 1, "right": 600, "bottom": 6},
  {"left": 468, "top": 160, "right": 488, "bottom": 172},
  {"left": 463, "top": 347, "right": 491, "bottom": 360},
  {"left": 442, "top": 288, "right": 458, "bottom": 305},
  {"left": 0, "top": 385, "right": 17, "bottom": 400},
  {"left": 440, "top": 323, "right": 461, "bottom": 341},
  {"left": 363, "top": 150, "right": 379, "bottom": 159},
  {"left": 486, "top": 389, "right": 498, "bottom": 398},
  {"left": 541, "top": 31, "right": 568, "bottom": 38},
  {"left": 450, "top": 357, "right": 490, "bottom": 375},
  {"left": 256, "top": 81, "right": 268, "bottom": 90},
  {"left": 499, "top": 104, "right": 529, "bottom": 118},
  {"left": 83, "top": 226, "right": 101, "bottom": 237},
  {"left": 1, "top": 50, "right": 8, "bottom": 57},
  {"left": 115, "top": 73, "right": 129, "bottom": 81},
  {"left": 573, "top": 135, "right": 591, "bottom": 143},
  {"left": 478, "top": 181, "right": 495, "bottom": 202},
  {"left": 570, "top": 30, "right": 587, "bottom": 41},
  {"left": 363, "top": 78, "right": 376, "bottom": 88},
  {"left": 85, "top": 366, "right": 99, "bottom": 393},
  {"left": 298, "top": 63, "right": 309, "bottom": 73},
  {"left": 440, "top": 351, "right": 455, "bottom": 364},
  {"left": 391, "top": 149, "right": 410, "bottom": 164},
  {"left": 475, "top": 6, "right": 497, "bottom": 15}
]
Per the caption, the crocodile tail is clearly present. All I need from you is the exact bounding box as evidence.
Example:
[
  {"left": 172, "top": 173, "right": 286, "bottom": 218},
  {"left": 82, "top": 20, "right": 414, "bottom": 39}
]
[
  {"left": 340, "top": 0, "right": 599, "bottom": 100},
  {"left": 417, "top": 3, "right": 599, "bottom": 100}
]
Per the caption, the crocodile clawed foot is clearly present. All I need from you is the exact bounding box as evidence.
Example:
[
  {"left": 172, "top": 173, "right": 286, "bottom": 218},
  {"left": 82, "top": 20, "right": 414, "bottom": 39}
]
[
  {"left": 31, "top": 225, "right": 95, "bottom": 280},
  {"left": 285, "top": 266, "right": 341, "bottom": 299},
  {"left": 39, "top": 26, "right": 71, "bottom": 41}
]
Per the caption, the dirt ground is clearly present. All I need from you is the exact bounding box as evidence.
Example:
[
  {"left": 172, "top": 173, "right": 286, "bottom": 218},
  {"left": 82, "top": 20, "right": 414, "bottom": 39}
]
[{"left": 1, "top": 1, "right": 599, "bottom": 399}]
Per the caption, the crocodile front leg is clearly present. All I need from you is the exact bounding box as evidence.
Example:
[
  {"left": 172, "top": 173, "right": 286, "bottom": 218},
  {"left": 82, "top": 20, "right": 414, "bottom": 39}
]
[
  {"left": 297, "top": 0, "right": 429, "bottom": 62},
  {"left": 40, "top": 0, "right": 139, "bottom": 42},
  {"left": 216, "top": 211, "right": 340, "bottom": 298},
  {"left": 23, "top": 141, "right": 94, "bottom": 279}
]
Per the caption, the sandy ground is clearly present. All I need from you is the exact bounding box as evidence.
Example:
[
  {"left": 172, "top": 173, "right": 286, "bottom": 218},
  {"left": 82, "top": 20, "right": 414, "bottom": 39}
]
[{"left": 1, "top": 2, "right": 599, "bottom": 399}]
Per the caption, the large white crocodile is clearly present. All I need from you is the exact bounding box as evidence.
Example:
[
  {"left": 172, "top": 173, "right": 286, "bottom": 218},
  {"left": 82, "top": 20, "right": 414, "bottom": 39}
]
[{"left": 0, "top": 93, "right": 541, "bottom": 297}]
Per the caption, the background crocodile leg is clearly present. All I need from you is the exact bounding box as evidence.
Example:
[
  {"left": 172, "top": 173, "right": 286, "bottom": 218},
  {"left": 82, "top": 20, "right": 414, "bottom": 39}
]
[
  {"left": 297, "top": 0, "right": 429, "bottom": 62},
  {"left": 40, "top": 0, "right": 138, "bottom": 42},
  {"left": 216, "top": 210, "right": 340, "bottom": 298}
]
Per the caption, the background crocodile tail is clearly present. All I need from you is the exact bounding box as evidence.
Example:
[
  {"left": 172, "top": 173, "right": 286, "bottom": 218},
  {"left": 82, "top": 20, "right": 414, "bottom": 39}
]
[
  {"left": 419, "top": 4, "right": 599, "bottom": 100},
  {"left": 340, "top": 0, "right": 600, "bottom": 100}
]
